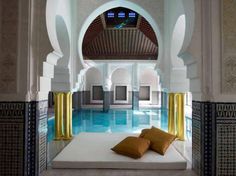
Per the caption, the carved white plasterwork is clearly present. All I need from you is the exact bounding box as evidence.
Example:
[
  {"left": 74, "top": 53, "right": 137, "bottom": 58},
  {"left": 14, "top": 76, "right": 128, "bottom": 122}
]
[
  {"left": 223, "top": 56, "right": 236, "bottom": 92},
  {"left": 222, "top": 0, "right": 236, "bottom": 93}
]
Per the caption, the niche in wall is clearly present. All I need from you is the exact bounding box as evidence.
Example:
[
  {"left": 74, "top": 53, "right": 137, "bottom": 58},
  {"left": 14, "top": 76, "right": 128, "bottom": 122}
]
[
  {"left": 91, "top": 85, "right": 103, "bottom": 103},
  {"left": 114, "top": 85, "right": 128, "bottom": 104},
  {"left": 139, "top": 85, "right": 151, "bottom": 103}
]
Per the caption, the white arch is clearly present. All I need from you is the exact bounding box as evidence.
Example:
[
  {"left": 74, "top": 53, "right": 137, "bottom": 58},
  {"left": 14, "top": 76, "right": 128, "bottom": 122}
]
[
  {"left": 171, "top": 15, "right": 186, "bottom": 68},
  {"left": 111, "top": 68, "right": 132, "bottom": 82},
  {"left": 110, "top": 65, "right": 133, "bottom": 80},
  {"left": 78, "top": 0, "right": 163, "bottom": 68},
  {"left": 179, "top": 0, "right": 195, "bottom": 58},
  {"left": 85, "top": 67, "right": 103, "bottom": 90}
]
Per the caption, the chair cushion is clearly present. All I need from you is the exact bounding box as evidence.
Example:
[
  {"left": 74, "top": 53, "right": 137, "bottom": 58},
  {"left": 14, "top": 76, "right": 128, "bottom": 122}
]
[
  {"left": 111, "top": 136, "right": 150, "bottom": 159},
  {"left": 139, "top": 127, "right": 176, "bottom": 155}
]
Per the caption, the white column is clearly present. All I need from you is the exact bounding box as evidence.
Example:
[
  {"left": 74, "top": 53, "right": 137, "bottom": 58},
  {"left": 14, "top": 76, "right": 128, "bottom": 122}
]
[
  {"left": 132, "top": 63, "right": 139, "bottom": 110},
  {"left": 102, "top": 64, "right": 112, "bottom": 112}
]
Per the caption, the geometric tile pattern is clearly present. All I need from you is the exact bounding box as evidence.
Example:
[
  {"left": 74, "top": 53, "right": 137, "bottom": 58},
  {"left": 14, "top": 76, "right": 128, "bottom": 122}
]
[
  {"left": 0, "top": 123, "right": 24, "bottom": 176},
  {"left": 216, "top": 103, "right": 236, "bottom": 176},
  {"left": 192, "top": 102, "right": 236, "bottom": 176},
  {"left": 202, "top": 102, "right": 215, "bottom": 176},
  {"left": 192, "top": 101, "right": 202, "bottom": 176},
  {"left": 217, "top": 124, "right": 236, "bottom": 176},
  {"left": 0, "top": 102, "right": 25, "bottom": 121},
  {"left": 0, "top": 101, "right": 48, "bottom": 176},
  {"left": 192, "top": 101, "right": 215, "bottom": 176},
  {"left": 25, "top": 102, "right": 37, "bottom": 176},
  {"left": 39, "top": 117, "right": 48, "bottom": 173},
  {"left": 37, "top": 101, "right": 48, "bottom": 173},
  {"left": 0, "top": 102, "right": 25, "bottom": 176}
]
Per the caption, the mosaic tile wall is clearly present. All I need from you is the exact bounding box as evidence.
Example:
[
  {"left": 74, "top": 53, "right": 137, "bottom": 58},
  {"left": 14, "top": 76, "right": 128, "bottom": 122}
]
[
  {"left": 37, "top": 101, "right": 48, "bottom": 173},
  {"left": 192, "top": 101, "right": 236, "bottom": 176},
  {"left": 0, "top": 101, "right": 48, "bottom": 176},
  {"left": 0, "top": 102, "right": 25, "bottom": 176},
  {"left": 216, "top": 103, "right": 236, "bottom": 176},
  {"left": 192, "top": 101, "right": 201, "bottom": 176}
]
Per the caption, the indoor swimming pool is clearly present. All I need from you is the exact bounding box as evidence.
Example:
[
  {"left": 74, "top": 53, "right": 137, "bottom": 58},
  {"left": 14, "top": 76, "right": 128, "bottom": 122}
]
[{"left": 47, "top": 109, "right": 192, "bottom": 142}]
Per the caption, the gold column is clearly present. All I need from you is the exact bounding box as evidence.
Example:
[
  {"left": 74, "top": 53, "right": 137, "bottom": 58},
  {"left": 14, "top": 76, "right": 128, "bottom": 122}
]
[
  {"left": 63, "top": 92, "right": 73, "bottom": 140},
  {"left": 69, "top": 92, "right": 73, "bottom": 137},
  {"left": 54, "top": 92, "right": 64, "bottom": 140},
  {"left": 168, "top": 93, "right": 175, "bottom": 135},
  {"left": 176, "top": 93, "right": 185, "bottom": 141}
]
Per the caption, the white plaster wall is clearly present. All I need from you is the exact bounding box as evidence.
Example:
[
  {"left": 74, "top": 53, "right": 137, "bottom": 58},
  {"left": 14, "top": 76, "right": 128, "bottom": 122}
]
[
  {"left": 139, "top": 69, "right": 160, "bottom": 104},
  {"left": 111, "top": 68, "right": 131, "bottom": 91},
  {"left": 139, "top": 69, "right": 160, "bottom": 91},
  {"left": 163, "top": 0, "right": 189, "bottom": 93},
  {"left": 85, "top": 67, "right": 103, "bottom": 91}
]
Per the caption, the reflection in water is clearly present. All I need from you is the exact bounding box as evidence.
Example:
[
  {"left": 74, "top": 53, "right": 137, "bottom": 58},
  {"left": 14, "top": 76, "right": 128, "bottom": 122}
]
[{"left": 47, "top": 109, "right": 192, "bottom": 142}]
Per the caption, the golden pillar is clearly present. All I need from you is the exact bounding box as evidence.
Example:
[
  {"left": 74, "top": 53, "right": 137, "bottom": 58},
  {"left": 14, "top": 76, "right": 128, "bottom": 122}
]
[
  {"left": 63, "top": 92, "right": 73, "bottom": 140},
  {"left": 53, "top": 92, "right": 73, "bottom": 141},
  {"left": 176, "top": 93, "right": 185, "bottom": 141},
  {"left": 54, "top": 92, "right": 64, "bottom": 140},
  {"left": 69, "top": 93, "right": 73, "bottom": 137},
  {"left": 168, "top": 93, "right": 175, "bottom": 135},
  {"left": 168, "top": 93, "right": 185, "bottom": 140}
]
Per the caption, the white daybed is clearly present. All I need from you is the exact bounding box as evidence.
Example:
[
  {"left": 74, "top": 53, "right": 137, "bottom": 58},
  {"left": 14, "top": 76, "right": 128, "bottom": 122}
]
[{"left": 52, "top": 132, "right": 187, "bottom": 170}]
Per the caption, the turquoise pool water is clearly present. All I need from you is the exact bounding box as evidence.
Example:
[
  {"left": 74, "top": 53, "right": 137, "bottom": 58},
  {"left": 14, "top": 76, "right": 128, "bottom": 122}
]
[{"left": 47, "top": 109, "right": 192, "bottom": 142}]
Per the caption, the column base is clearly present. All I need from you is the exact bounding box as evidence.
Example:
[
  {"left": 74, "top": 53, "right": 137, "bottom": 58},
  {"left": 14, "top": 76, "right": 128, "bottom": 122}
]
[
  {"left": 103, "top": 91, "right": 111, "bottom": 112},
  {"left": 132, "top": 91, "right": 139, "bottom": 110},
  {"left": 72, "top": 91, "right": 83, "bottom": 111},
  {"left": 161, "top": 91, "right": 168, "bottom": 109}
]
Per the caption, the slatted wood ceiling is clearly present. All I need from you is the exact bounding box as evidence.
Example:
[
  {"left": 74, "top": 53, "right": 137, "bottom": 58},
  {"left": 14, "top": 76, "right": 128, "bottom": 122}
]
[{"left": 83, "top": 16, "right": 158, "bottom": 60}]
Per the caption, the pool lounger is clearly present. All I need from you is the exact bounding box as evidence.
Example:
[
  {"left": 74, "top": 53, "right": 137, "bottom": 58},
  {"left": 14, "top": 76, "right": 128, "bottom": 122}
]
[{"left": 52, "top": 132, "right": 187, "bottom": 170}]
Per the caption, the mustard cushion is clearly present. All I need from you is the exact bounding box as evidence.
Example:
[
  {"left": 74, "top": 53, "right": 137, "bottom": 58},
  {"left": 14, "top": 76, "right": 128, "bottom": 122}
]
[
  {"left": 139, "top": 126, "right": 176, "bottom": 155},
  {"left": 139, "top": 128, "right": 150, "bottom": 138},
  {"left": 111, "top": 136, "right": 150, "bottom": 159}
]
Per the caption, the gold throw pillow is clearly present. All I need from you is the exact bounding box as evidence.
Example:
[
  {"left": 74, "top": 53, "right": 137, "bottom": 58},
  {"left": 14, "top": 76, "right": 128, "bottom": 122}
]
[
  {"left": 111, "top": 136, "right": 150, "bottom": 159},
  {"left": 139, "top": 126, "right": 176, "bottom": 155}
]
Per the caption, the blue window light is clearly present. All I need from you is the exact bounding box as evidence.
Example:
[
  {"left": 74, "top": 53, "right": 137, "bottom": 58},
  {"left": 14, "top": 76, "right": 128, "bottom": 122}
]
[
  {"left": 118, "top": 11, "right": 125, "bottom": 18},
  {"left": 128, "top": 12, "right": 136, "bottom": 18},
  {"left": 107, "top": 11, "right": 114, "bottom": 18}
]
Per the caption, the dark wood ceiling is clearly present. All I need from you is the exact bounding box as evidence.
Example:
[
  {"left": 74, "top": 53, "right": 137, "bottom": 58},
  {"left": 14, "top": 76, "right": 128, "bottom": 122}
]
[{"left": 83, "top": 14, "right": 158, "bottom": 60}]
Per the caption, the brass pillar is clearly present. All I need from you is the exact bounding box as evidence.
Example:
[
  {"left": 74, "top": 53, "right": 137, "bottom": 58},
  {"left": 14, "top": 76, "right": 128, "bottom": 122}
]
[
  {"left": 176, "top": 93, "right": 185, "bottom": 141},
  {"left": 168, "top": 93, "right": 185, "bottom": 141},
  {"left": 53, "top": 92, "right": 73, "bottom": 140},
  {"left": 168, "top": 93, "right": 175, "bottom": 135},
  {"left": 63, "top": 92, "right": 73, "bottom": 140},
  {"left": 54, "top": 92, "right": 64, "bottom": 140}
]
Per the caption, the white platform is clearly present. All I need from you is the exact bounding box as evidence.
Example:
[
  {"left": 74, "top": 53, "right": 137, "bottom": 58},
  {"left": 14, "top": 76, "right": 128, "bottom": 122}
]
[{"left": 52, "top": 133, "right": 187, "bottom": 170}]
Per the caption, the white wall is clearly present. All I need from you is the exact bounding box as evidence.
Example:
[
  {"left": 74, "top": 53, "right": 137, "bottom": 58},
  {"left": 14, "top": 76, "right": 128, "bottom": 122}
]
[
  {"left": 164, "top": 0, "right": 190, "bottom": 92},
  {"left": 139, "top": 69, "right": 160, "bottom": 91},
  {"left": 111, "top": 68, "right": 131, "bottom": 91},
  {"left": 85, "top": 67, "right": 102, "bottom": 91}
]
